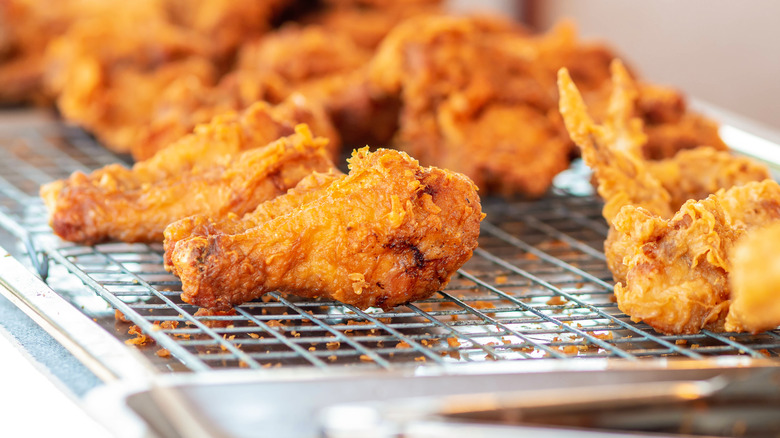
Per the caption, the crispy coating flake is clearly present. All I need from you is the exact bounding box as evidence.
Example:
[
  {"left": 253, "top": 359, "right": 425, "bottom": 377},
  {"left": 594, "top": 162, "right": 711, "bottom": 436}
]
[
  {"left": 40, "top": 105, "right": 335, "bottom": 244},
  {"left": 166, "top": 147, "right": 483, "bottom": 311}
]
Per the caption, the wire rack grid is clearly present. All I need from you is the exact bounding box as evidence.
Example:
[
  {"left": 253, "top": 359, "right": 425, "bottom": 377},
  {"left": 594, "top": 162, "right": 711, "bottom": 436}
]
[{"left": 0, "top": 111, "right": 779, "bottom": 374}]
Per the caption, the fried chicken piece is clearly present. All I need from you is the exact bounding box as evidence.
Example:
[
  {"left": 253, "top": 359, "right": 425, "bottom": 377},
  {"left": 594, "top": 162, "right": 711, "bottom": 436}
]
[
  {"left": 558, "top": 60, "right": 769, "bottom": 282},
  {"left": 560, "top": 61, "right": 780, "bottom": 334},
  {"left": 725, "top": 223, "right": 780, "bottom": 333},
  {"left": 612, "top": 197, "right": 742, "bottom": 334},
  {"left": 370, "top": 15, "right": 571, "bottom": 197},
  {"left": 166, "top": 147, "right": 483, "bottom": 311},
  {"left": 612, "top": 180, "right": 780, "bottom": 335},
  {"left": 44, "top": 10, "right": 216, "bottom": 154},
  {"left": 40, "top": 104, "right": 335, "bottom": 244},
  {"left": 134, "top": 23, "right": 369, "bottom": 160},
  {"left": 41, "top": 0, "right": 290, "bottom": 154},
  {"left": 0, "top": 0, "right": 117, "bottom": 104}
]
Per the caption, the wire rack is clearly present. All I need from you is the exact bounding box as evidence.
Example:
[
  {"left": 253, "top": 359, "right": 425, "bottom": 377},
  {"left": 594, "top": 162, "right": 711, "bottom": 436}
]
[{"left": 1, "top": 110, "right": 779, "bottom": 374}]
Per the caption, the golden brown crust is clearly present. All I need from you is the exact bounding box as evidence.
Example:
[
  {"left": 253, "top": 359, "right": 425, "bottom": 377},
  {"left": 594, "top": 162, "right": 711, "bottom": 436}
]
[
  {"left": 40, "top": 107, "right": 334, "bottom": 244},
  {"left": 166, "top": 147, "right": 483, "bottom": 311},
  {"left": 613, "top": 198, "right": 742, "bottom": 334}
]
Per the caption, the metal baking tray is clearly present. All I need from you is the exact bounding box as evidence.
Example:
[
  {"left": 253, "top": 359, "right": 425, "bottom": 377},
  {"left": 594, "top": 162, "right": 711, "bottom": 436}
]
[{"left": 1, "top": 107, "right": 779, "bottom": 437}]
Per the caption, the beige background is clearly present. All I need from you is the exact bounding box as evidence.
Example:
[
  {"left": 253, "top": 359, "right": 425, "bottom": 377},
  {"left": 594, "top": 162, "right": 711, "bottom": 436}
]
[{"left": 527, "top": 0, "right": 780, "bottom": 131}]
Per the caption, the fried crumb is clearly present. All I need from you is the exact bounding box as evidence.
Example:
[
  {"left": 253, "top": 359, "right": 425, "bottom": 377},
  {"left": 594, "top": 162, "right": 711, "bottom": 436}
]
[
  {"left": 447, "top": 337, "right": 461, "bottom": 348},
  {"left": 359, "top": 354, "right": 373, "bottom": 362},
  {"left": 675, "top": 339, "right": 688, "bottom": 345},
  {"left": 591, "top": 331, "right": 614, "bottom": 341},
  {"left": 396, "top": 341, "right": 411, "bottom": 349},
  {"left": 126, "top": 325, "right": 152, "bottom": 345},
  {"left": 308, "top": 346, "right": 316, "bottom": 351},
  {"left": 414, "top": 356, "right": 426, "bottom": 362},
  {"left": 248, "top": 333, "right": 260, "bottom": 339},
  {"left": 239, "top": 360, "right": 249, "bottom": 368},
  {"left": 326, "top": 341, "right": 341, "bottom": 350},
  {"left": 115, "top": 310, "right": 129, "bottom": 323},
  {"left": 156, "top": 348, "right": 170, "bottom": 358},
  {"left": 495, "top": 276, "right": 508, "bottom": 284},
  {"left": 546, "top": 296, "right": 567, "bottom": 306},
  {"left": 328, "top": 355, "right": 338, "bottom": 362},
  {"left": 523, "top": 253, "right": 539, "bottom": 260},
  {"left": 561, "top": 345, "right": 579, "bottom": 355}
]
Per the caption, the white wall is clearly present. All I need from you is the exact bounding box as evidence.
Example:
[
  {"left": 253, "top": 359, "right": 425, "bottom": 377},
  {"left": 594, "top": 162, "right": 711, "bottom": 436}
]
[{"left": 530, "top": 0, "right": 780, "bottom": 131}]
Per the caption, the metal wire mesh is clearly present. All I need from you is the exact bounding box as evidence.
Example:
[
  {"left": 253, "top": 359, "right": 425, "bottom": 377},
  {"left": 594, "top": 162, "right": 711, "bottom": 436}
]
[{"left": 1, "top": 111, "right": 779, "bottom": 373}]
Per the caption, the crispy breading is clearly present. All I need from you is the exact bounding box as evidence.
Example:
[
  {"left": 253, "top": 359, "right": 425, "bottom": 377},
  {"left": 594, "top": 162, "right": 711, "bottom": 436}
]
[
  {"left": 726, "top": 223, "right": 780, "bottom": 333},
  {"left": 612, "top": 198, "right": 742, "bottom": 334},
  {"left": 612, "top": 180, "right": 780, "bottom": 335},
  {"left": 132, "top": 24, "right": 367, "bottom": 159},
  {"left": 166, "top": 147, "right": 483, "bottom": 311},
  {"left": 647, "top": 147, "right": 771, "bottom": 210},
  {"left": 40, "top": 105, "right": 335, "bottom": 244},
  {"left": 164, "top": 169, "right": 342, "bottom": 270}
]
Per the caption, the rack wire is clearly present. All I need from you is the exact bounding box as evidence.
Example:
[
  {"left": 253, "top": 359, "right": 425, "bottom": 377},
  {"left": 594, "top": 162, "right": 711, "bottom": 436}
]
[{"left": 1, "top": 110, "right": 779, "bottom": 374}]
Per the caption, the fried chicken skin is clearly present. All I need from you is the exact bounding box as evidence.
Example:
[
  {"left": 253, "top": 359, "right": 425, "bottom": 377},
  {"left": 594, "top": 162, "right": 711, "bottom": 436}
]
[
  {"left": 647, "top": 147, "right": 772, "bottom": 211},
  {"left": 40, "top": 103, "right": 335, "bottom": 244},
  {"left": 166, "top": 147, "right": 483, "bottom": 311},
  {"left": 164, "top": 169, "right": 342, "bottom": 271},
  {"left": 725, "top": 223, "right": 780, "bottom": 334}
]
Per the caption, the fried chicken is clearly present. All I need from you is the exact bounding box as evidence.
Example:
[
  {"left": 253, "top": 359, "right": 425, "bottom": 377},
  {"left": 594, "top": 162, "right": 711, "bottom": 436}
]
[
  {"left": 559, "top": 60, "right": 780, "bottom": 334},
  {"left": 41, "top": 0, "right": 290, "bottom": 154},
  {"left": 40, "top": 103, "right": 335, "bottom": 244},
  {"left": 0, "top": 0, "right": 115, "bottom": 104},
  {"left": 647, "top": 147, "right": 772, "bottom": 211},
  {"left": 369, "top": 15, "right": 571, "bottom": 197},
  {"left": 558, "top": 60, "right": 769, "bottom": 283},
  {"left": 165, "top": 147, "right": 483, "bottom": 311},
  {"left": 612, "top": 197, "right": 742, "bottom": 334},
  {"left": 133, "top": 23, "right": 368, "bottom": 160},
  {"left": 725, "top": 223, "right": 780, "bottom": 334},
  {"left": 612, "top": 180, "right": 780, "bottom": 335},
  {"left": 164, "top": 169, "right": 342, "bottom": 270}
]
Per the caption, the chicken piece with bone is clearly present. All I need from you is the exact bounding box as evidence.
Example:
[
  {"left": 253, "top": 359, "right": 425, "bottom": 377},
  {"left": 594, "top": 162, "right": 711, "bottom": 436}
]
[{"left": 165, "top": 147, "right": 483, "bottom": 311}]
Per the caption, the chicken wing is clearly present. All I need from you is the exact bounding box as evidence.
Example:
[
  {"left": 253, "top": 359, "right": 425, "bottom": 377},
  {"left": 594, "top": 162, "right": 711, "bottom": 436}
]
[
  {"left": 165, "top": 147, "right": 483, "bottom": 311},
  {"left": 558, "top": 60, "right": 769, "bottom": 283},
  {"left": 40, "top": 103, "right": 335, "bottom": 244},
  {"left": 725, "top": 222, "right": 780, "bottom": 334},
  {"left": 559, "top": 61, "right": 780, "bottom": 334}
]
